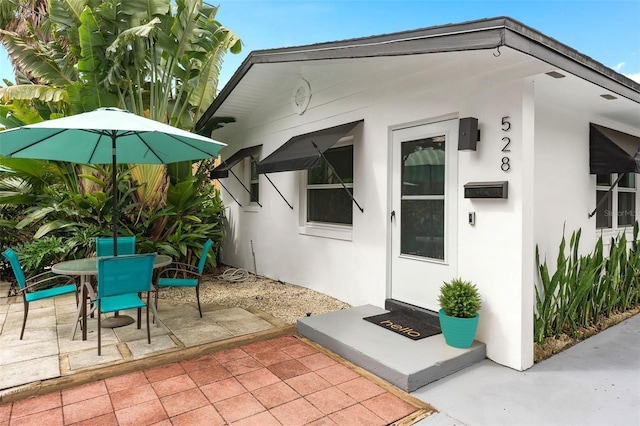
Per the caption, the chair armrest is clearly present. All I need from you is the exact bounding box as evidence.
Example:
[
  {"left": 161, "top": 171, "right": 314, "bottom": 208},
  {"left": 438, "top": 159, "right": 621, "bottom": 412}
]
[
  {"left": 157, "top": 262, "right": 201, "bottom": 279},
  {"left": 23, "top": 273, "right": 77, "bottom": 293}
]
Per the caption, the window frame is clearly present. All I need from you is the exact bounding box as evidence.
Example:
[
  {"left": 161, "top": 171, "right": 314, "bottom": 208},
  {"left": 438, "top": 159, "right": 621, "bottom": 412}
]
[
  {"left": 298, "top": 135, "right": 355, "bottom": 240},
  {"left": 595, "top": 172, "right": 637, "bottom": 231},
  {"left": 243, "top": 157, "right": 260, "bottom": 212}
]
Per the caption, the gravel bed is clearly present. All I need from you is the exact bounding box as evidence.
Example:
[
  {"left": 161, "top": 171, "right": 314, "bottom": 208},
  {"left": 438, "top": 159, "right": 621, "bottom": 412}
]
[{"left": 158, "top": 267, "right": 351, "bottom": 324}]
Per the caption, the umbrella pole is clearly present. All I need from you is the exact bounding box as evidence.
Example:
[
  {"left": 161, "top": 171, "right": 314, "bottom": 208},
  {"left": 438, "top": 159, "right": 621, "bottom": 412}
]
[{"left": 111, "top": 134, "right": 118, "bottom": 256}]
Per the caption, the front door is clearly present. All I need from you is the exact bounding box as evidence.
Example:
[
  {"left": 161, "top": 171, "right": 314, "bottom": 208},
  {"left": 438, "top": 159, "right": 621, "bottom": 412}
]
[{"left": 390, "top": 119, "right": 458, "bottom": 311}]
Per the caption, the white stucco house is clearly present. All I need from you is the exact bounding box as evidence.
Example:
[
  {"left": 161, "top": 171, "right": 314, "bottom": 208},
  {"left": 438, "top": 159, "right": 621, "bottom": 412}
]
[{"left": 196, "top": 17, "right": 640, "bottom": 371}]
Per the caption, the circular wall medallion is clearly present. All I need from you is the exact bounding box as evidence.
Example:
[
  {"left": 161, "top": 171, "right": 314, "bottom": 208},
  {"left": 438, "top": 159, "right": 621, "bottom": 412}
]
[{"left": 292, "top": 79, "right": 311, "bottom": 115}]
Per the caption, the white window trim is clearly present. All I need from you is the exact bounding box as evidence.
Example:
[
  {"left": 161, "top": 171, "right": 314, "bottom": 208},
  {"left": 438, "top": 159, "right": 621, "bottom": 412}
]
[
  {"left": 298, "top": 136, "right": 354, "bottom": 241},
  {"left": 243, "top": 157, "right": 260, "bottom": 213},
  {"left": 596, "top": 173, "right": 637, "bottom": 235}
]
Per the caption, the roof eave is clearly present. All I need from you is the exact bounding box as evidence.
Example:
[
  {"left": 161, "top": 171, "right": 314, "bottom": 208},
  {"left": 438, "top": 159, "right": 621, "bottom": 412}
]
[{"left": 196, "top": 16, "right": 640, "bottom": 132}]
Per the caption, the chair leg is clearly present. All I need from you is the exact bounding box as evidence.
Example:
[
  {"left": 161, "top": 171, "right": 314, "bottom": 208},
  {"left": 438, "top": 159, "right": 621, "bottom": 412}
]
[
  {"left": 20, "top": 300, "right": 29, "bottom": 340},
  {"left": 97, "top": 303, "right": 102, "bottom": 356},
  {"left": 196, "top": 285, "right": 202, "bottom": 318},
  {"left": 146, "top": 293, "right": 151, "bottom": 344}
]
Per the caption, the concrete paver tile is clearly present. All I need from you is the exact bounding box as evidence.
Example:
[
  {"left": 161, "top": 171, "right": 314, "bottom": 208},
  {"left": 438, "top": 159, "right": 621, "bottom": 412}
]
[
  {"left": 269, "top": 397, "right": 324, "bottom": 426},
  {"left": 105, "top": 371, "right": 149, "bottom": 393},
  {"left": 230, "top": 409, "right": 282, "bottom": 426},
  {"left": 187, "top": 363, "right": 232, "bottom": 387},
  {"left": 9, "top": 407, "right": 64, "bottom": 426},
  {"left": 144, "top": 362, "right": 186, "bottom": 383},
  {"left": 114, "top": 398, "right": 167, "bottom": 426},
  {"left": 160, "top": 387, "right": 209, "bottom": 417},
  {"left": 251, "top": 348, "right": 293, "bottom": 366},
  {"left": 110, "top": 383, "right": 158, "bottom": 411},
  {"left": 360, "top": 392, "right": 416, "bottom": 423},
  {"left": 236, "top": 367, "right": 281, "bottom": 391},
  {"left": 211, "top": 347, "right": 248, "bottom": 363},
  {"left": 67, "top": 343, "right": 122, "bottom": 370},
  {"left": 62, "top": 394, "right": 112, "bottom": 424},
  {"left": 213, "top": 392, "right": 266, "bottom": 424},
  {"left": 127, "top": 334, "right": 177, "bottom": 358},
  {"left": 0, "top": 355, "right": 60, "bottom": 389},
  {"left": 179, "top": 353, "right": 219, "bottom": 373},
  {"left": 221, "top": 355, "right": 263, "bottom": 375},
  {"left": 11, "top": 392, "right": 61, "bottom": 418},
  {"left": 328, "top": 403, "right": 387, "bottom": 426},
  {"left": 151, "top": 373, "right": 197, "bottom": 398},
  {"left": 268, "top": 358, "right": 311, "bottom": 380},
  {"left": 306, "top": 387, "right": 357, "bottom": 415},
  {"left": 200, "top": 377, "right": 247, "bottom": 403},
  {"left": 281, "top": 342, "right": 320, "bottom": 358},
  {"left": 251, "top": 381, "right": 300, "bottom": 409},
  {"left": 67, "top": 412, "right": 118, "bottom": 426},
  {"left": 62, "top": 380, "right": 108, "bottom": 405},
  {"left": 315, "top": 364, "right": 360, "bottom": 385},
  {"left": 170, "top": 404, "right": 226, "bottom": 426}
]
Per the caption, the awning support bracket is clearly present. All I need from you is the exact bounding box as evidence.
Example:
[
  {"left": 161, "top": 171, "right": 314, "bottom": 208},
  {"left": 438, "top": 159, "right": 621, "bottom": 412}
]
[
  {"left": 228, "top": 167, "right": 262, "bottom": 208},
  {"left": 217, "top": 179, "right": 242, "bottom": 207},
  {"left": 311, "top": 141, "right": 364, "bottom": 213},
  {"left": 264, "top": 174, "right": 294, "bottom": 210},
  {"left": 589, "top": 172, "right": 626, "bottom": 218}
]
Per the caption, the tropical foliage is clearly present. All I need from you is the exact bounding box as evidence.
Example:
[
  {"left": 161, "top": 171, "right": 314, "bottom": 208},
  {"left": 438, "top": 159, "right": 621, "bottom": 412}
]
[
  {"left": 535, "top": 224, "right": 640, "bottom": 344},
  {"left": 0, "top": 0, "right": 240, "bottom": 276}
]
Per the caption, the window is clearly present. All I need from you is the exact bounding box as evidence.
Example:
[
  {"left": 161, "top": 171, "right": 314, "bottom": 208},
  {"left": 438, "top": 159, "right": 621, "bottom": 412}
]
[
  {"left": 250, "top": 160, "right": 259, "bottom": 204},
  {"left": 306, "top": 145, "right": 353, "bottom": 225},
  {"left": 596, "top": 173, "right": 636, "bottom": 229}
]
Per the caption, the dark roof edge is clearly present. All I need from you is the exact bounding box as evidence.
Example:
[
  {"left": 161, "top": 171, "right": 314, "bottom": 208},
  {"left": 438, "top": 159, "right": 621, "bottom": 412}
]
[{"left": 197, "top": 16, "right": 640, "bottom": 131}]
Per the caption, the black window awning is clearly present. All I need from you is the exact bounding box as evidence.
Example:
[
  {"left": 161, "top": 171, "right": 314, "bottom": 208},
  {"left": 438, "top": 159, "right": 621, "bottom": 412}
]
[
  {"left": 590, "top": 124, "right": 640, "bottom": 174},
  {"left": 256, "top": 120, "right": 363, "bottom": 174},
  {"left": 210, "top": 145, "right": 262, "bottom": 179}
]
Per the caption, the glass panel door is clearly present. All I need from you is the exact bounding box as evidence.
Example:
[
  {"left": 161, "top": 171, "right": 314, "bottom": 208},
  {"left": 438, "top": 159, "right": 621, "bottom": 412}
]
[{"left": 400, "top": 137, "right": 446, "bottom": 260}]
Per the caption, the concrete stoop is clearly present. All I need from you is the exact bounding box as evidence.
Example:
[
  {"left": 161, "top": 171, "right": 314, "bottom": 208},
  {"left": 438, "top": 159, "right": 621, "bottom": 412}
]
[{"left": 297, "top": 304, "right": 486, "bottom": 392}]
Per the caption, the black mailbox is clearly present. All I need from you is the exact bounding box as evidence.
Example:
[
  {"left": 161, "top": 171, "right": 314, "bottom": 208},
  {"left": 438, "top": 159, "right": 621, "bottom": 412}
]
[{"left": 464, "top": 181, "right": 508, "bottom": 199}]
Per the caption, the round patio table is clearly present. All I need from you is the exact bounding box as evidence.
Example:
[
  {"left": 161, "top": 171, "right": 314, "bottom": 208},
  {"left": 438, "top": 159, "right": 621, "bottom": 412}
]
[{"left": 52, "top": 254, "right": 172, "bottom": 340}]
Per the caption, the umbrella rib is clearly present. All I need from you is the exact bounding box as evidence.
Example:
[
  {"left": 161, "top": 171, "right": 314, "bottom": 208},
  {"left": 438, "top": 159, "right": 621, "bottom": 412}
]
[
  {"left": 164, "top": 133, "right": 222, "bottom": 157},
  {"left": 133, "top": 133, "right": 164, "bottom": 163},
  {"left": 5, "top": 129, "right": 68, "bottom": 156}
]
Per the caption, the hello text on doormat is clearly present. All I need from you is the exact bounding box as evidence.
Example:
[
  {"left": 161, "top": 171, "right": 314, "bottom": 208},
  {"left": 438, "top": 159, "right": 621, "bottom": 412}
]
[{"left": 363, "top": 311, "right": 441, "bottom": 341}]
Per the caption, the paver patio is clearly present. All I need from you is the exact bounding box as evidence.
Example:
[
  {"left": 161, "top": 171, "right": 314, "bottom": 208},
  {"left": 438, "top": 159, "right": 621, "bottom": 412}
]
[{"left": 0, "top": 281, "right": 433, "bottom": 425}]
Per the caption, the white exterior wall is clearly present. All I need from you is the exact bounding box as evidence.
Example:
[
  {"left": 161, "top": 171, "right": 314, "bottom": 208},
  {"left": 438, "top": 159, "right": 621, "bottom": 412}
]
[{"left": 213, "top": 49, "right": 640, "bottom": 371}]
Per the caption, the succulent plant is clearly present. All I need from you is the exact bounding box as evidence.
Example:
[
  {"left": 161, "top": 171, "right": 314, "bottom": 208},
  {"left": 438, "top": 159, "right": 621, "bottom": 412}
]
[{"left": 438, "top": 278, "right": 481, "bottom": 318}]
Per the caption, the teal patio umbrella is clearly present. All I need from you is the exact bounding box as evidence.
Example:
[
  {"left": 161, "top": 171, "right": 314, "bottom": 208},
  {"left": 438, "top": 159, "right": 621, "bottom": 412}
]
[{"left": 0, "top": 107, "right": 225, "bottom": 255}]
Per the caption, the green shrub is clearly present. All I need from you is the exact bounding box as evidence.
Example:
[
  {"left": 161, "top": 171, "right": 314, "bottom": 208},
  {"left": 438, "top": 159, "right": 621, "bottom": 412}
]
[
  {"left": 438, "top": 278, "right": 481, "bottom": 318},
  {"left": 535, "top": 223, "right": 640, "bottom": 344}
]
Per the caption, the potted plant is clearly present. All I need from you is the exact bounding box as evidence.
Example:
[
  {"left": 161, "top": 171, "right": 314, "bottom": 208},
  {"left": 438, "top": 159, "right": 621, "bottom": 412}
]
[{"left": 438, "top": 278, "right": 481, "bottom": 348}]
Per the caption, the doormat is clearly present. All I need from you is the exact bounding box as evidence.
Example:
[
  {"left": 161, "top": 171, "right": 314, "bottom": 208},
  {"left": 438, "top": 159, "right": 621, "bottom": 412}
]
[{"left": 363, "top": 311, "right": 441, "bottom": 341}]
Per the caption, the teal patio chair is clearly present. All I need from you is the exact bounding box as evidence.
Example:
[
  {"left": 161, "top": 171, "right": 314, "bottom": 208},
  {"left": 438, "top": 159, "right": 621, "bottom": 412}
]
[
  {"left": 155, "top": 239, "right": 214, "bottom": 318},
  {"left": 2, "top": 248, "right": 78, "bottom": 340},
  {"left": 96, "top": 253, "right": 156, "bottom": 355},
  {"left": 96, "top": 236, "right": 136, "bottom": 256}
]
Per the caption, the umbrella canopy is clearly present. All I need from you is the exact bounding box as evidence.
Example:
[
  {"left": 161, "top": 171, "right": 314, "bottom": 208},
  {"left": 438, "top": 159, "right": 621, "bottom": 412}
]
[{"left": 0, "top": 107, "right": 226, "bottom": 255}]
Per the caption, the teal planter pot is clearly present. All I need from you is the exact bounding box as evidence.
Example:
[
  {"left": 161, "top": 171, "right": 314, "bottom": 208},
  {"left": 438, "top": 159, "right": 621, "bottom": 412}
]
[{"left": 438, "top": 309, "right": 479, "bottom": 348}]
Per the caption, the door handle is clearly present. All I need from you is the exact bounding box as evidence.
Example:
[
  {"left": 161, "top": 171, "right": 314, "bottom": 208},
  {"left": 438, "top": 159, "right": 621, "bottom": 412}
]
[{"left": 390, "top": 210, "right": 396, "bottom": 223}]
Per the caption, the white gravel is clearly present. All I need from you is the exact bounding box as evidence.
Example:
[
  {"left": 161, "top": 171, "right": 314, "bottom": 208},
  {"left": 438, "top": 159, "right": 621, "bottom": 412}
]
[{"left": 157, "top": 267, "right": 351, "bottom": 324}]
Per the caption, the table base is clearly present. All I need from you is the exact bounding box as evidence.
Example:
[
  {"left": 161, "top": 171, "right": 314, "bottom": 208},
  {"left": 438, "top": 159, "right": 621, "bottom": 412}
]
[{"left": 101, "top": 315, "right": 135, "bottom": 328}]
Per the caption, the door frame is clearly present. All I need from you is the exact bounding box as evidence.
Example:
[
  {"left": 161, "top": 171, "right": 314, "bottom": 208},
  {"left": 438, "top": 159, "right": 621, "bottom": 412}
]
[{"left": 385, "top": 113, "right": 459, "bottom": 306}]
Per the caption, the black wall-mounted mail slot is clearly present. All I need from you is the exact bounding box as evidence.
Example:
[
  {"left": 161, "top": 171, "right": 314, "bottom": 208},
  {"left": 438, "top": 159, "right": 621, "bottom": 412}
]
[{"left": 464, "top": 181, "right": 508, "bottom": 199}]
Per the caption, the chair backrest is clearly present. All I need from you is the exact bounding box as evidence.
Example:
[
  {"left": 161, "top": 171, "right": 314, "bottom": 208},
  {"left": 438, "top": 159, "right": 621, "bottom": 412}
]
[
  {"left": 197, "top": 239, "right": 215, "bottom": 274},
  {"left": 97, "top": 253, "right": 156, "bottom": 299},
  {"left": 2, "top": 248, "right": 26, "bottom": 290},
  {"left": 96, "top": 236, "right": 136, "bottom": 257}
]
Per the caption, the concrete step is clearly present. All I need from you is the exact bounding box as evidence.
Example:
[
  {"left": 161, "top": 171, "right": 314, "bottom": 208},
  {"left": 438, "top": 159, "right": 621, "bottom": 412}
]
[{"left": 297, "top": 304, "right": 486, "bottom": 392}]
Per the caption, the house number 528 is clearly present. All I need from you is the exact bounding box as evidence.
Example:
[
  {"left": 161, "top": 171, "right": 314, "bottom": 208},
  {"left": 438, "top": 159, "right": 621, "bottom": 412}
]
[{"left": 501, "top": 116, "right": 511, "bottom": 172}]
